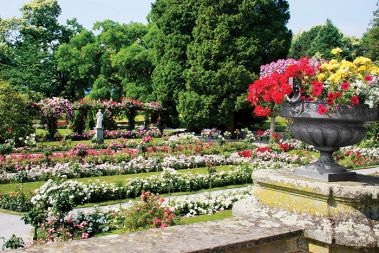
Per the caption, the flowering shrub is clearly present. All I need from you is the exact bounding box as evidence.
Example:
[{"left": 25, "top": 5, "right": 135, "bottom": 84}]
[
  {"left": 69, "top": 144, "right": 89, "bottom": 158},
  {"left": 31, "top": 189, "right": 250, "bottom": 241},
  {"left": 166, "top": 188, "right": 250, "bottom": 216},
  {"left": 35, "top": 97, "right": 73, "bottom": 120},
  {"left": 107, "top": 142, "right": 123, "bottom": 152},
  {"left": 248, "top": 50, "right": 379, "bottom": 116},
  {"left": 71, "top": 129, "right": 162, "bottom": 141},
  {"left": 201, "top": 128, "right": 221, "bottom": 139},
  {"left": 122, "top": 192, "right": 178, "bottom": 230},
  {"left": 35, "top": 97, "right": 73, "bottom": 139},
  {"left": 3, "top": 166, "right": 255, "bottom": 212}
]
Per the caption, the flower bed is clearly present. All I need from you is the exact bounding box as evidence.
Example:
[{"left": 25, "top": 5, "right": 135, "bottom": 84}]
[
  {"left": 15, "top": 166, "right": 250, "bottom": 210},
  {"left": 0, "top": 150, "right": 306, "bottom": 184},
  {"left": 28, "top": 188, "right": 250, "bottom": 242}
]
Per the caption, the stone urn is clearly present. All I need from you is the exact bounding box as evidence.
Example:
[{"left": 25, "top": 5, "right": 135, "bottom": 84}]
[{"left": 279, "top": 102, "right": 379, "bottom": 181}]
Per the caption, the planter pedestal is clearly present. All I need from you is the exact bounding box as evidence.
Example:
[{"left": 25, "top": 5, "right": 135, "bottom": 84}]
[
  {"left": 233, "top": 169, "right": 379, "bottom": 253},
  {"left": 94, "top": 127, "right": 104, "bottom": 143}
]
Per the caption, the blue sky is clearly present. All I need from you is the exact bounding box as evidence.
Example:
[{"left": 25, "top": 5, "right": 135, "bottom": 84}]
[{"left": 1, "top": 0, "right": 377, "bottom": 37}]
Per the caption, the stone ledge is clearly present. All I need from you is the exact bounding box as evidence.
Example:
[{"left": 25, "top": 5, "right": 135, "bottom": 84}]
[
  {"left": 253, "top": 169, "right": 379, "bottom": 201},
  {"left": 233, "top": 196, "right": 379, "bottom": 249},
  {"left": 11, "top": 218, "right": 304, "bottom": 253}
]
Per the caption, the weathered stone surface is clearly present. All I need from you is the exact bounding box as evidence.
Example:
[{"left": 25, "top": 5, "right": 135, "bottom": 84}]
[
  {"left": 253, "top": 169, "right": 379, "bottom": 200},
  {"left": 236, "top": 169, "right": 379, "bottom": 250},
  {"left": 11, "top": 218, "right": 304, "bottom": 253},
  {"left": 233, "top": 196, "right": 379, "bottom": 249},
  {"left": 252, "top": 169, "right": 379, "bottom": 219}
]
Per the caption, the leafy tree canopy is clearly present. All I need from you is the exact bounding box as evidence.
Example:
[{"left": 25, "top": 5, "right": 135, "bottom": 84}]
[
  {"left": 0, "top": 0, "right": 83, "bottom": 98},
  {"left": 362, "top": 1, "right": 379, "bottom": 61},
  {"left": 289, "top": 19, "right": 363, "bottom": 60}
]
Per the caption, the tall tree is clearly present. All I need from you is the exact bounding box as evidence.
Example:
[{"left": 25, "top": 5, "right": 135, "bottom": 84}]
[
  {"left": 0, "top": 0, "right": 82, "bottom": 98},
  {"left": 362, "top": 1, "right": 379, "bottom": 61},
  {"left": 308, "top": 19, "right": 344, "bottom": 59},
  {"left": 289, "top": 20, "right": 362, "bottom": 60},
  {"left": 177, "top": 0, "right": 292, "bottom": 130},
  {"left": 56, "top": 21, "right": 153, "bottom": 101},
  {"left": 149, "top": 0, "right": 199, "bottom": 127},
  {"left": 288, "top": 25, "right": 322, "bottom": 59}
]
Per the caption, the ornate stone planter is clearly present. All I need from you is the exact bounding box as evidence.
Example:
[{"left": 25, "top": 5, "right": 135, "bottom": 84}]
[{"left": 279, "top": 102, "right": 379, "bottom": 181}]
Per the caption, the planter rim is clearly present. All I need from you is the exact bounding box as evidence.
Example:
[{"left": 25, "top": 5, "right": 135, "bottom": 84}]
[{"left": 279, "top": 101, "right": 379, "bottom": 122}]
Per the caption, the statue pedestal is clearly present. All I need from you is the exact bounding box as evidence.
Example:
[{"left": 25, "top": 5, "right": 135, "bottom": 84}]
[
  {"left": 94, "top": 127, "right": 104, "bottom": 143},
  {"left": 233, "top": 169, "right": 379, "bottom": 253}
]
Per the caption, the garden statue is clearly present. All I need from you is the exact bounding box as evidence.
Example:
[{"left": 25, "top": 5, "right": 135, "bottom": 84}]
[
  {"left": 96, "top": 109, "right": 103, "bottom": 129},
  {"left": 94, "top": 109, "right": 104, "bottom": 143}
]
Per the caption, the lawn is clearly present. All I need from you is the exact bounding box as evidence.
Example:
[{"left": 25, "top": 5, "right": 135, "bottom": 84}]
[
  {"left": 37, "top": 136, "right": 164, "bottom": 147},
  {"left": 96, "top": 210, "right": 233, "bottom": 237},
  {"left": 251, "top": 116, "right": 288, "bottom": 132},
  {"left": 0, "top": 165, "right": 236, "bottom": 194}
]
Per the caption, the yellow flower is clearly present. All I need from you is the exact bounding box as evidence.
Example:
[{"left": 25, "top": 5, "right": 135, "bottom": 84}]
[
  {"left": 317, "top": 73, "right": 326, "bottom": 82},
  {"left": 353, "top": 56, "right": 372, "bottom": 65},
  {"left": 358, "top": 65, "right": 367, "bottom": 72},
  {"left": 331, "top": 48, "right": 343, "bottom": 55},
  {"left": 369, "top": 66, "right": 379, "bottom": 75}
]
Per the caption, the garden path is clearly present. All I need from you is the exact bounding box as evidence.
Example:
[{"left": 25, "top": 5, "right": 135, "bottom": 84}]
[
  {"left": 354, "top": 166, "right": 379, "bottom": 175},
  {"left": 0, "top": 213, "right": 32, "bottom": 249}
]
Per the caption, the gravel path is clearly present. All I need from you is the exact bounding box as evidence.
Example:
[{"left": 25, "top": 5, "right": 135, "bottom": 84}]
[
  {"left": 0, "top": 213, "right": 33, "bottom": 249},
  {"left": 355, "top": 166, "right": 379, "bottom": 175}
]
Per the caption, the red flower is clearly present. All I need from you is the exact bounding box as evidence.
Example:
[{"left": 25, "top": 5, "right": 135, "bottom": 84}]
[
  {"left": 238, "top": 150, "right": 253, "bottom": 157},
  {"left": 272, "top": 91, "right": 285, "bottom": 104},
  {"left": 312, "top": 87, "right": 323, "bottom": 97},
  {"left": 317, "top": 104, "right": 328, "bottom": 115},
  {"left": 341, "top": 82, "right": 350, "bottom": 91},
  {"left": 311, "top": 81, "right": 323, "bottom": 97},
  {"left": 272, "top": 133, "right": 280, "bottom": 141},
  {"left": 351, "top": 96, "right": 360, "bottom": 105},
  {"left": 364, "top": 75, "right": 373, "bottom": 81},
  {"left": 256, "top": 146, "right": 271, "bottom": 153},
  {"left": 281, "top": 83, "right": 293, "bottom": 95},
  {"left": 326, "top": 98, "right": 334, "bottom": 105},
  {"left": 254, "top": 106, "right": 271, "bottom": 117},
  {"left": 257, "top": 130, "right": 264, "bottom": 136}
]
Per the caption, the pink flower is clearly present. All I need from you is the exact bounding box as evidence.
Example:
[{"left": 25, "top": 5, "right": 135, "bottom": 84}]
[{"left": 81, "top": 232, "right": 89, "bottom": 239}]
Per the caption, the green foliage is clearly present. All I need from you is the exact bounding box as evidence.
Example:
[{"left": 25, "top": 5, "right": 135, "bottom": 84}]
[
  {"left": 22, "top": 207, "right": 47, "bottom": 240},
  {"left": 289, "top": 20, "right": 363, "bottom": 60},
  {"left": 0, "top": 143, "right": 13, "bottom": 157},
  {"left": 289, "top": 25, "right": 322, "bottom": 59},
  {"left": 0, "top": 191, "right": 32, "bottom": 212},
  {"left": 178, "top": 0, "right": 291, "bottom": 130},
  {"left": 0, "top": 82, "right": 34, "bottom": 144},
  {"left": 0, "top": 0, "right": 82, "bottom": 97},
  {"left": 177, "top": 91, "right": 217, "bottom": 129},
  {"left": 367, "top": 122, "right": 379, "bottom": 145},
  {"left": 308, "top": 19, "right": 344, "bottom": 59},
  {"left": 1, "top": 234, "right": 25, "bottom": 250},
  {"left": 56, "top": 21, "right": 154, "bottom": 102},
  {"left": 150, "top": 0, "right": 199, "bottom": 127},
  {"left": 362, "top": 1, "right": 379, "bottom": 61}
]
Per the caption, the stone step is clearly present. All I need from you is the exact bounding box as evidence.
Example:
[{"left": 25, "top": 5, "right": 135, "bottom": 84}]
[{"left": 11, "top": 217, "right": 304, "bottom": 253}]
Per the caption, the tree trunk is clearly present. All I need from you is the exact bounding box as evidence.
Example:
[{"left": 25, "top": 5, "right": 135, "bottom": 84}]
[
  {"left": 225, "top": 112, "right": 235, "bottom": 132},
  {"left": 269, "top": 116, "right": 276, "bottom": 141}
]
